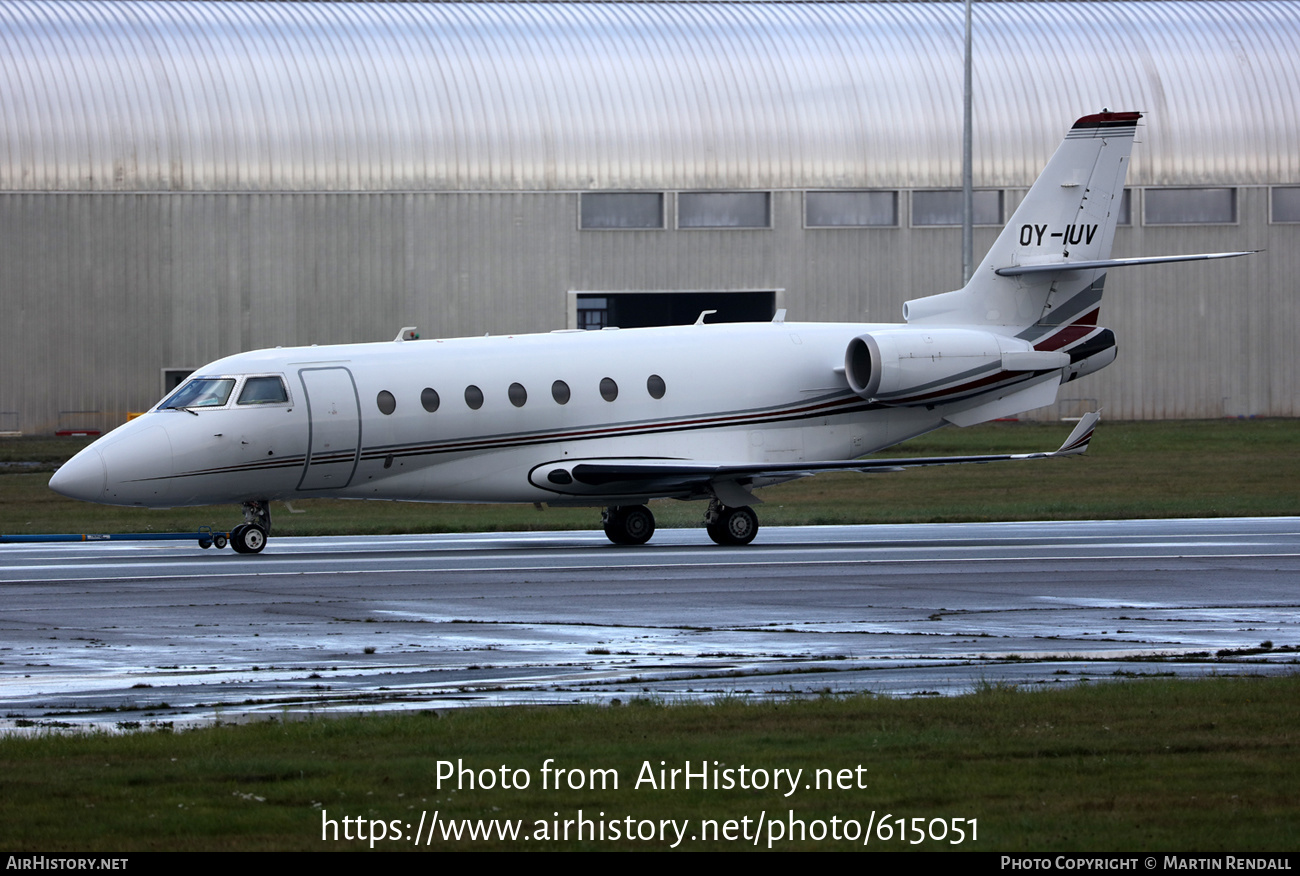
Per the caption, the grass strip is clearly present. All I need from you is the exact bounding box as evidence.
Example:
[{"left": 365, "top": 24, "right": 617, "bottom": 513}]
[
  {"left": 1, "top": 676, "right": 1296, "bottom": 851},
  {"left": 1, "top": 419, "right": 1297, "bottom": 537}
]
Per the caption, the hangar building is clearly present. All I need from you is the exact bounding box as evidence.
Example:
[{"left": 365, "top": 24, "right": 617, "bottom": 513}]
[{"left": 0, "top": 0, "right": 1296, "bottom": 434}]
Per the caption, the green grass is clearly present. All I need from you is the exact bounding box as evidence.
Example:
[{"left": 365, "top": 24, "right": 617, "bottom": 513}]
[
  {"left": 1, "top": 677, "right": 1296, "bottom": 851},
  {"left": 0, "top": 435, "right": 98, "bottom": 466},
  {"left": 2, "top": 419, "right": 1296, "bottom": 536}
]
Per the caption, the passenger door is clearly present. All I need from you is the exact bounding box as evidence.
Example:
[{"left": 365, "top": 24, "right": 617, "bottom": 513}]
[{"left": 297, "top": 367, "right": 361, "bottom": 491}]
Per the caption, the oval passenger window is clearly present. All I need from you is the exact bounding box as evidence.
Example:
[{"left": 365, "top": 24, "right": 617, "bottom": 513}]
[
  {"left": 646, "top": 374, "right": 666, "bottom": 399},
  {"left": 552, "top": 380, "right": 571, "bottom": 405}
]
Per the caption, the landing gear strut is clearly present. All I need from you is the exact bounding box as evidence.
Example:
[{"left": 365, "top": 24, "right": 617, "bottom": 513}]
[
  {"left": 230, "top": 500, "right": 271, "bottom": 554},
  {"left": 705, "top": 500, "right": 759, "bottom": 546},
  {"left": 602, "top": 505, "right": 656, "bottom": 545}
]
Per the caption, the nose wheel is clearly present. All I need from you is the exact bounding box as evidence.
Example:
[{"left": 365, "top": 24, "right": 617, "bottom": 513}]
[
  {"left": 228, "top": 500, "right": 271, "bottom": 554},
  {"left": 229, "top": 523, "right": 268, "bottom": 554}
]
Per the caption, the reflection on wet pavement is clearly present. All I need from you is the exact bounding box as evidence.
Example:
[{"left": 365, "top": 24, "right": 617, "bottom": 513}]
[{"left": 2, "top": 519, "right": 1298, "bottom": 730}]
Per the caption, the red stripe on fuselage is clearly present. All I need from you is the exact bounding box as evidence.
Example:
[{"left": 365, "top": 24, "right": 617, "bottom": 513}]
[{"left": 1034, "top": 323, "right": 1099, "bottom": 352}]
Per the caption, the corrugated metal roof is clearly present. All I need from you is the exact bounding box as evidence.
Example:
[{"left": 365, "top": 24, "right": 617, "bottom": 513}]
[{"left": 0, "top": 1, "right": 1296, "bottom": 192}]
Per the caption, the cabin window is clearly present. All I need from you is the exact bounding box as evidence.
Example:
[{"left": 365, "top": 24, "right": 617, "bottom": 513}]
[
  {"left": 678, "top": 192, "right": 770, "bottom": 229},
  {"left": 552, "top": 380, "right": 571, "bottom": 404},
  {"left": 376, "top": 391, "right": 396, "bottom": 415},
  {"left": 164, "top": 377, "right": 234, "bottom": 410},
  {"left": 421, "top": 387, "right": 440, "bottom": 413},
  {"left": 646, "top": 374, "right": 666, "bottom": 399},
  {"left": 508, "top": 382, "right": 528, "bottom": 407},
  {"left": 600, "top": 377, "right": 619, "bottom": 402},
  {"left": 805, "top": 191, "right": 898, "bottom": 227},
  {"left": 465, "top": 385, "right": 484, "bottom": 410},
  {"left": 237, "top": 376, "right": 289, "bottom": 405}
]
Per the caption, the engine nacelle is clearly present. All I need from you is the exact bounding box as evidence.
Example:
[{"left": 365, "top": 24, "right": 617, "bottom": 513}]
[
  {"left": 1061, "top": 328, "right": 1118, "bottom": 383},
  {"left": 845, "top": 328, "right": 1067, "bottom": 406}
]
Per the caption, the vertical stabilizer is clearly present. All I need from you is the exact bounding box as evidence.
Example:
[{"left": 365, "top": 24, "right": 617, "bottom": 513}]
[{"left": 904, "top": 112, "right": 1140, "bottom": 332}]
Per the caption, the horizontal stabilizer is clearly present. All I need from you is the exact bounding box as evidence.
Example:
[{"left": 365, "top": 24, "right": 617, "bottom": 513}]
[{"left": 995, "top": 251, "right": 1256, "bottom": 277}]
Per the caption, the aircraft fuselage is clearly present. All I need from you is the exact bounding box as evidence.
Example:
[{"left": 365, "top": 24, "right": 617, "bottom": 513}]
[{"left": 58, "top": 321, "right": 1025, "bottom": 509}]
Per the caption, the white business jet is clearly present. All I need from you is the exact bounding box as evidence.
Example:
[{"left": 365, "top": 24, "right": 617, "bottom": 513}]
[{"left": 49, "top": 112, "right": 1249, "bottom": 553}]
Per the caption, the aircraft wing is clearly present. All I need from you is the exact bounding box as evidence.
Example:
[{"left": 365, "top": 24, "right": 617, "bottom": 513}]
[{"left": 530, "top": 412, "right": 1100, "bottom": 505}]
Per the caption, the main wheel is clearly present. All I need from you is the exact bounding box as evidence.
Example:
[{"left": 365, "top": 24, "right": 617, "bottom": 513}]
[
  {"left": 705, "top": 519, "right": 727, "bottom": 545},
  {"left": 230, "top": 523, "right": 267, "bottom": 554},
  {"left": 707, "top": 506, "right": 759, "bottom": 546},
  {"left": 603, "top": 505, "right": 656, "bottom": 546}
]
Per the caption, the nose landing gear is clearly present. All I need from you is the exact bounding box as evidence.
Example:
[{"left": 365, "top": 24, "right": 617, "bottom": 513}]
[
  {"left": 229, "top": 523, "right": 267, "bottom": 554},
  {"left": 229, "top": 500, "right": 271, "bottom": 554}
]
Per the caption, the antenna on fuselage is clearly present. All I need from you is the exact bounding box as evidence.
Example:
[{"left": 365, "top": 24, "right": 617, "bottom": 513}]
[
  {"left": 694, "top": 310, "right": 717, "bottom": 325},
  {"left": 394, "top": 326, "right": 419, "bottom": 342}
]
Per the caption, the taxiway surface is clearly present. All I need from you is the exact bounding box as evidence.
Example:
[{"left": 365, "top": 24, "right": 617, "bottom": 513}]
[{"left": 2, "top": 517, "right": 1297, "bottom": 729}]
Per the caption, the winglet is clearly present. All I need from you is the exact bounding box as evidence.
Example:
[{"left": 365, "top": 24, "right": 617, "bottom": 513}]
[{"left": 1054, "top": 411, "right": 1101, "bottom": 456}]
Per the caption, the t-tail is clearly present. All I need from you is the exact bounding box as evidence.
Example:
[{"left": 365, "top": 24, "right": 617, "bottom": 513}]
[
  {"left": 903, "top": 110, "right": 1251, "bottom": 351},
  {"left": 904, "top": 111, "right": 1141, "bottom": 341},
  {"left": 848, "top": 110, "right": 1255, "bottom": 427}
]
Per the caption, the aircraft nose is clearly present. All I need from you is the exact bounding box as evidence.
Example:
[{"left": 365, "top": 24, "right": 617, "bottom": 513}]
[
  {"left": 99, "top": 424, "right": 175, "bottom": 505},
  {"left": 49, "top": 423, "right": 175, "bottom": 506},
  {"left": 49, "top": 447, "right": 107, "bottom": 502}
]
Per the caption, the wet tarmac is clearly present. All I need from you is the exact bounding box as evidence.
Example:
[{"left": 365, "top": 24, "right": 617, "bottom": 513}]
[{"left": 2, "top": 517, "right": 1298, "bottom": 731}]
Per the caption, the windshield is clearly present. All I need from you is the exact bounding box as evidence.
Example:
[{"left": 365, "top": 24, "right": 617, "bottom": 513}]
[{"left": 164, "top": 377, "right": 235, "bottom": 410}]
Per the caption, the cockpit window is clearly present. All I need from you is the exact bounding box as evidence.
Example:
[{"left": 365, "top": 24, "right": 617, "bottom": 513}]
[
  {"left": 165, "top": 378, "right": 235, "bottom": 410},
  {"left": 238, "top": 376, "right": 289, "bottom": 405}
]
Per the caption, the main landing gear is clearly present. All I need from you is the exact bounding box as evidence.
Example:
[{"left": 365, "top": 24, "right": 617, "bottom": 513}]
[
  {"left": 704, "top": 499, "right": 759, "bottom": 546},
  {"left": 600, "top": 500, "right": 760, "bottom": 547},
  {"left": 602, "top": 505, "right": 656, "bottom": 546},
  {"left": 229, "top": 500, "right": 271, "bottom": 554}
]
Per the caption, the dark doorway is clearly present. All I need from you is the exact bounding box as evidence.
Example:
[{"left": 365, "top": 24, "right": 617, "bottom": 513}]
[
  {"left": 160, "top": 368, "right": 195, "bottom": 401},
  {"left": 575, "top": 291, "right": 776, "bottom": 329}
]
